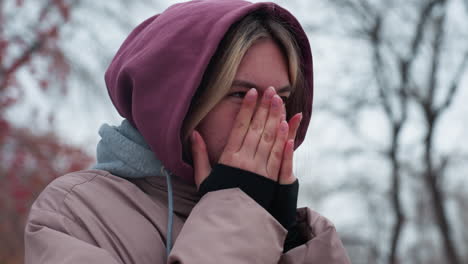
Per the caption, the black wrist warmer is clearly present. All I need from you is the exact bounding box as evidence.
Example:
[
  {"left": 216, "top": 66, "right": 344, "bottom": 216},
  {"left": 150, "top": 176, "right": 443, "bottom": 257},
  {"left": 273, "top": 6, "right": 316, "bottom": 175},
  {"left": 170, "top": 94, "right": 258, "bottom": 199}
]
[
  {"left": 271, "top": 180, "right": 302, "bottom": 252},
  {"left": 283, "top": 223, "right": 306, "bottom": 252},
  {"left": 198, "top": 164, "right": 276, "bottom": 211},
  {"left": 270, "top": 179, "right": 299, "bottom": 230}
]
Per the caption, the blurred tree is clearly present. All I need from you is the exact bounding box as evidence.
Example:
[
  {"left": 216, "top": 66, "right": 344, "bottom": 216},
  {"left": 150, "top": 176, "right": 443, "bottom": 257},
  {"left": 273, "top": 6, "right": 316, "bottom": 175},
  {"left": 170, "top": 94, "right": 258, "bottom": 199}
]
[
  {"left": 318, "top": 0, "right": 468, "bottom": 263},
  {"left": 0, "top": 124, "right": 93, "bottom": 263},
  {"left": 0, "top": 0, "right": 93, "bottom": 263},
  {"left": 0, "top": 0, "right": 165, "bottom": 262}
]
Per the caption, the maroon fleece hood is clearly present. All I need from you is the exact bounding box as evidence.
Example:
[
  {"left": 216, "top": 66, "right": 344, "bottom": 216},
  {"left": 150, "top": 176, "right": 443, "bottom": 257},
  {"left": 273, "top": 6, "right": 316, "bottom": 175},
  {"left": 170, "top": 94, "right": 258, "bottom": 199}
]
[{"left": 104, "top": 0, "right": 313, "bottom": 183}]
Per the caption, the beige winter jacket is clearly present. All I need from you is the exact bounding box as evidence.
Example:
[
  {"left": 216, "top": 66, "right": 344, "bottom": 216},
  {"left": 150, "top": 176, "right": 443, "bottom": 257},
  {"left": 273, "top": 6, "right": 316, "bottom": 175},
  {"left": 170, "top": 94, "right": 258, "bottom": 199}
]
[{"left": 24, "top": 169, "right": 351, "bottom": 263}]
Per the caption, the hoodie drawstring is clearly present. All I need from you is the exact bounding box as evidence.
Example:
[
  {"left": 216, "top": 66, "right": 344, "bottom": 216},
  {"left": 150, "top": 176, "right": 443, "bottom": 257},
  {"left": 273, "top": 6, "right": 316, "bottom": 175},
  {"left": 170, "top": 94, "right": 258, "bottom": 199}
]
[{"left": 161, "top": 166, "right": 174, "bottom": 260}]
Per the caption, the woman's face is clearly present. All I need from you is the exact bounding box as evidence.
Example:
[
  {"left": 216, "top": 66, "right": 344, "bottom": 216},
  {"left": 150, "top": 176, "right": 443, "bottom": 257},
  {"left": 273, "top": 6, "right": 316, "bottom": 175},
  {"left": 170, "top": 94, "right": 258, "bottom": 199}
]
[{"left": 196, "top": 38, "right": 292, "bottom": 165}]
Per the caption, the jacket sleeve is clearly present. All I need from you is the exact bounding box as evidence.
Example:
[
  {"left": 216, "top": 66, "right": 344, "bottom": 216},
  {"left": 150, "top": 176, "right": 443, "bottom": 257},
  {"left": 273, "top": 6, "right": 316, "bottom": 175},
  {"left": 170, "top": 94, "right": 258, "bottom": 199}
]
[
  {"left": 25, "top": 207, "right": 122, "bottom": 264},
  {"left": 278, "top": 208, "right": 352, "bottom": 264},
  {"left": 24, "top": 172, "right": 168, "bottom": 264},
  {"left": 168, "top": 188, "right": 288, "bottom": 264}
]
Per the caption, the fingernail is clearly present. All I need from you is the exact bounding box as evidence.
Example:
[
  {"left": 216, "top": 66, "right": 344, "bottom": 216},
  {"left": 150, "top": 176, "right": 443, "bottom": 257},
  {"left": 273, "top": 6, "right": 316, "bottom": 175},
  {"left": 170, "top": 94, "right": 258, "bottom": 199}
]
[
  {"left": 246, "top": 88, "right": 257, "bottom": 101},
  {"left": 280, "top": 120, "right": 288, "bottom": 132},
  {"left": 247, "top": 88, "right": 257, "bottom": 96},
  {"left": 265, "top": 87, "right": 276, "bottom": 99},
  {"left": 272, "top": 95, "right": 281, "bottom": 107},
  {"left": 191, "top": 131, "right": 197, "bottom": 142}
]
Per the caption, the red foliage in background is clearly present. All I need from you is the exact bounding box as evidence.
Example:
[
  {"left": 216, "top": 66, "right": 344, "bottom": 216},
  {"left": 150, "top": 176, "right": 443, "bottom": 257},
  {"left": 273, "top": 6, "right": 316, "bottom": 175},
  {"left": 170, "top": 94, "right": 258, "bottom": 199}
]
[
  {"left": 0, "top": 118, "right": 93, "bottom": 263},
  {"left": 0, "top": 0, "right": 93, "bottom": 263}
]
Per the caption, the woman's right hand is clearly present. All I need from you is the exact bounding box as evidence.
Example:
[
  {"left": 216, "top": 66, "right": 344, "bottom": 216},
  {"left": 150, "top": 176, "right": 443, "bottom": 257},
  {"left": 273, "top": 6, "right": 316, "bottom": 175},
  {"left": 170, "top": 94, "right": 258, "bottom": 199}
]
[
  {"left": 220, "top": 86, "right": 289, "bottom": 180},
  {"left": 191, "top": 86, "right": 301, "bottom": 189}
]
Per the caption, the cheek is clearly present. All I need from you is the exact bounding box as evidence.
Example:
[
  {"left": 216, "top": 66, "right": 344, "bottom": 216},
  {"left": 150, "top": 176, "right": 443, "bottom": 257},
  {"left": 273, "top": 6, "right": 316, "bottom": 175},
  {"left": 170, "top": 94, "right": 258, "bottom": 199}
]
[{"left": 197, "top": 102, "right": 240, "bottom": 163}]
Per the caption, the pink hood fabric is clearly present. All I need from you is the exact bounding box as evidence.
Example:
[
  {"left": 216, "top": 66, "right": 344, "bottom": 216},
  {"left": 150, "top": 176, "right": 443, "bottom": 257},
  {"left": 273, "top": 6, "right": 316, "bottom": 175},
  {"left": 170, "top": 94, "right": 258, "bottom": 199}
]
[{"left": 104, "top": 0, "right": 313, "bottom": 183}]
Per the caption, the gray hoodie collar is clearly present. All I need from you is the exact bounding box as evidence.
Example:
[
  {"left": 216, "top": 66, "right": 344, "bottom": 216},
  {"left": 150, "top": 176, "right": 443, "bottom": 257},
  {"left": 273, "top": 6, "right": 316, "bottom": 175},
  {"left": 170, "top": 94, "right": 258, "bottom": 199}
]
[
  {"left": 91, "top": 119, "right": 177, "bottom": 256},
  {"left": 92, "top": 119, "right": 165, "bottom": 178}
]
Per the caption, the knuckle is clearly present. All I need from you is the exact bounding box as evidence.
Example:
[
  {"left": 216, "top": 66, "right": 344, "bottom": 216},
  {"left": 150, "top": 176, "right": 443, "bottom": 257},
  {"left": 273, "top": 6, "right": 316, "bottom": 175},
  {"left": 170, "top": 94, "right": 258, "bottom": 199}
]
[
  {"left": 273, "top": 150, "right": 283, "bottom": 160},
  {"left": 262, "top": 131, "right": 274, "bottom": 143},
  {"left": 250, "top": 121, "right": 262, "bottom": 131},
  {"left": 235, "top": 121, "right": 246, "bottom": 130}
]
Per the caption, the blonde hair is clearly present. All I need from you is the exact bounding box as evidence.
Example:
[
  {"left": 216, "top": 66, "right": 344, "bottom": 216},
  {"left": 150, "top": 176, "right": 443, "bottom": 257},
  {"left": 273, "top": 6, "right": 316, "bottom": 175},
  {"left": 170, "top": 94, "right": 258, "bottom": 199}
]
[{"left": 182, "top": 9, "right": 305, "bottom": 158}]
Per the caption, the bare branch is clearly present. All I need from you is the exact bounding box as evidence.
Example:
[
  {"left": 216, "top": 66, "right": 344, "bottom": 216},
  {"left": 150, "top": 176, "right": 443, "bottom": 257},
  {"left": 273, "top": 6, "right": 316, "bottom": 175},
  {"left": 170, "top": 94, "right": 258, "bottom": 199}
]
[
  {"left": 437, "top": 50, "right": 468, "bottom": 112},
  {"left": 425, "top": 10, "right": 445, "bottom": 112},
  {"left": 410, "top": 0, "right": 444, "bottom": 57}
]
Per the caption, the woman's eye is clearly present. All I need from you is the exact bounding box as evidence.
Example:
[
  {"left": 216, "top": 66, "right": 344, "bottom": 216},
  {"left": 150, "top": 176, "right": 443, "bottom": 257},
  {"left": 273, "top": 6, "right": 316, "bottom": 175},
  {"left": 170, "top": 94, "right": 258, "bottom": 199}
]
[
  {"left": 229, "top": 92, "right": 246, "bottom": 98},
  {"left": 229, "top": 92, "right": 289, "bottom": 103}
]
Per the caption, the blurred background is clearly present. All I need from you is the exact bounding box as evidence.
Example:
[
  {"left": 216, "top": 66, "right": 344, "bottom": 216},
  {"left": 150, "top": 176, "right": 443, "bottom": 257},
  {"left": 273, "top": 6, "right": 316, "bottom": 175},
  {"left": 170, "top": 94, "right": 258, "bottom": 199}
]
[{"left": 1, "top": 0, "right": 467, "bottom": 263}]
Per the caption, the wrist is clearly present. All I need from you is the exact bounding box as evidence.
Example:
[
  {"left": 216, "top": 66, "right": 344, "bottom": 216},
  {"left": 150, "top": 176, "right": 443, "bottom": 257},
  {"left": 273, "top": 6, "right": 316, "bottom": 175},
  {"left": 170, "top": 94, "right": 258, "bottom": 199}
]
[{"left": 198, "top": 164, "right": 276, "bottom": 211}]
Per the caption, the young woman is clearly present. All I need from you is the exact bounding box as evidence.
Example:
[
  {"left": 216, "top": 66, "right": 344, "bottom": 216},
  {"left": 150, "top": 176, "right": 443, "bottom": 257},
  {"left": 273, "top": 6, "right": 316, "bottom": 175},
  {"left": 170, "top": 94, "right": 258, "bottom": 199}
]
[{"left": 24, "top": 1, "right": 351, "bottom": 263}]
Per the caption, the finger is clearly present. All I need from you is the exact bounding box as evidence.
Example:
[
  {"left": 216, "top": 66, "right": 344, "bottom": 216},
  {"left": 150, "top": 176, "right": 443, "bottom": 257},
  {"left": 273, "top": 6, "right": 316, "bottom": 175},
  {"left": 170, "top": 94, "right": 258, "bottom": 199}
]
[
  {"left": 191, "top": 131, "right": 212, "bottom": 189},
  {"left": 266, "top": 120, "right": 289, "bottom": 181},
  {"left": 281, "top": 103, "right": 286, "bottom": 122},
  {"left": 279, "top": 139, "right": 295, "bottom": 184},
  {"left": 279, "top": 139, "right": 296, "bottom": 184},
  {"left": 240, "top": 86, "right": 276, "bottom": 156},
  {"left": 255, "top": 94, "right": 283, "bottom": 162},
  {"left": 288, "top": 113, "right": 303, "bottom": 141},
  {"left": 223, "top": 88, "right": 258, "bottom": 153}
]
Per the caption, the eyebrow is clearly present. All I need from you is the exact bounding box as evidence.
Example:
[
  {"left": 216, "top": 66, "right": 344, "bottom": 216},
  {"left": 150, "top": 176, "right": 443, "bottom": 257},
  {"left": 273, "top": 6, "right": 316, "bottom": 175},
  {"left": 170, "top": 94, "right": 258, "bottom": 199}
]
[{"left": 232, "top": 80, "right": 292, "bottom": 93}]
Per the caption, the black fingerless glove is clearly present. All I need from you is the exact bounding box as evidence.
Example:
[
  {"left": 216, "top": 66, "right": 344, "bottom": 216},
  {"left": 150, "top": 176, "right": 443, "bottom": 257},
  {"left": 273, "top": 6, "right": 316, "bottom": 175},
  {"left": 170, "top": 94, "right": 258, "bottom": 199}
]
[
  {"left": 270, "top": 180, "right": 299, "bottom": 230},
  {"left": 270, "top": 180, "right": 306, "bottom": 252},
  {"left": 198, "top": 164, "right": 277, "bottom": 211}
]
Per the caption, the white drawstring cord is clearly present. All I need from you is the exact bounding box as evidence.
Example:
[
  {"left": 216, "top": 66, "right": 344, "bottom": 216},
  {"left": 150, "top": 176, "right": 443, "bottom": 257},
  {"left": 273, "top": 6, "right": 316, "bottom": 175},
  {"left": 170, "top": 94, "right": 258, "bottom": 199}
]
[{"left": 161, "top": 166, "right": 174, "bottom": 260}]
